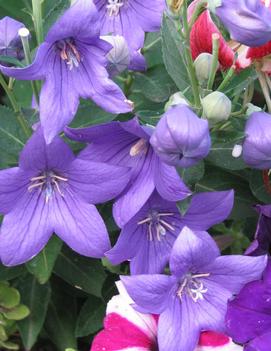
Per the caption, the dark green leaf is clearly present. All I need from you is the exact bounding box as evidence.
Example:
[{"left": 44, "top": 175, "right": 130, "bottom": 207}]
[
  {"left": 26, "top": 236, "right": 62, "bottom": 284},
  {"left": 17, "top": 276, "right": 51, "bottom": 350},
  {"left": 75, "top": 296, "right": 106, "bottom": 337},
  {"left": 0, "top": 264, "right": 25, "bottom": 281},
  {"left": 223, "top": 68, "right": 257, "bottom": 97},
  {"left": 179, "top": 161, "right": 205, "bottom": 186},
  {"left": 54, "top": 247, "right": 106, "bottom": 297}
]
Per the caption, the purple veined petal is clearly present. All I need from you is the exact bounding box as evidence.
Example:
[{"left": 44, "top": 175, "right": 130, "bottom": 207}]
[
  {"left": 154, "top": 159, "right": 191, "bottom": 202},
  {"left": 0, "top": 167, "right": 31, "bottom": 214},
  {"left": 113, "top": 146, "right": 156, "bottom": 227},
  {"left": 129, "top": 0, "right": 165, "bottom": 33},
  {"left": 226, "top": 262, "right": 271, "bottom": 344},
  {"left": 245, "top": 332, "right": 271, "bottom": 351},
  {"left": 204, "top": 255, "right": 268, "bottom": 294},
  {"left": 46, "top": 0, "right": 100, "bottom": 43},
  {"left": 19, "top": 128, "right": 75, "bottom": 172},
  {"left": 74, "top": 38, "right": 132, "bottom": 115},
  {"left": 51, "top": 191, "right": 110, "bottom": 258},
  {"left": 66, "top": 158, "right": 131, "bottom": 204},
  {"left": 128, "top": 48, "right": 146, "bottom": 71},
  {"left": 169, "top": 227, "right": 220, "bottom": 278},
  {"left": 181, "top": 190, "right": 234, "bottom": 230},
  {"left": 0, "top": 42, "right": 51, "bottom": 80},
  {"left": 121, "top": 274, "right": 176, "bottom": 314},
  {"left": 158, "top": 294, "right": 200, "bottom": 351},
  {"left": 0, "top": 191, "right": 53, "bottom": 266},
  {"left": 120, "top": 117, "right": 150, "bottom": 140}
]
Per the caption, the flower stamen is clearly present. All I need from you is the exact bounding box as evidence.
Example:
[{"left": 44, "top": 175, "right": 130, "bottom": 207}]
[
  {"left": 106, "top": 0, "right": 124, "bottom": 16},
  {"left": 177, "top": 273, "right": 210, "bottom": 302}
]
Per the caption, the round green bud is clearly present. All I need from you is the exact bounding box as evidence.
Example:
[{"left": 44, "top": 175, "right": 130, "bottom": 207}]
[
  {"left": 194, "top": 53, "right": 218, "bottom": 83},
  {"left": 201, "top": 91, "right": 232, "bottom": 123}
]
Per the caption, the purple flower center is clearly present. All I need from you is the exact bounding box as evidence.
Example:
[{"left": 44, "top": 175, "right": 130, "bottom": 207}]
[
  {"left": 27, "top": 171, "right": 68, "bottom": 202},
  {"left": 56, "top": 38, "right": 81, "bottom": 70},
  {"left": 177, "top": 273, "right": 210, "bottom": 303},
  {"left": 106, "top": 0, "right": 125, "bottom": 16},
  {"left": 137, "top": 210, "right": 175, "bottom": 241}
]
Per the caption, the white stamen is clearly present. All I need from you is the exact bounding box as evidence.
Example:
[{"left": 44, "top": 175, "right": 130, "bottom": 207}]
[
  {"left": 28, "top": 181, "right": 45, "bottom": 191},
  {"left": 160, "top": 219, "right": 174, "bottom": 231},
  {"left": 106, "top": 0, "right": 124, "bottom": 16},
  {"left": 177, "top": 273, "right": 210, "bottom": 302}
]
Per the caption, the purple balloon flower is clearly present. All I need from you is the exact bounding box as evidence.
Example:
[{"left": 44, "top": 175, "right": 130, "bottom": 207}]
[
  {"left": 121, "top": 227, "right": 267, "bottom": 351},
  {"left": 226, "top": 261, "right": 271, "bottom": 351},
  {"left": 242, "top": 111, "right": 271, "bottom": 169},
  {"left": 246, "top": 205, "right": 271, "bottom": 256},
  {"left": 106, "top": 189, "right": 234, "bottom": 274},
  {"left": 0, "top": 0, "right": 132, "bottom": 143},
  {"left": 0, "top": 16, "right": 24, "bottom": 64},
  {"left": 150, "top": 105, "right": 211, "bottom": 168},
  {"left": 214, "top": 0, "right": 271, "bottom": 47},
  {"left": 0, "top": 129, "right": 131, "bottom": 266},
  {"left": 65, "top": 117, "right": 191, "bottom": 227},
  {"left": 94, "top": 0, "right": 165, "bottom": 70}
]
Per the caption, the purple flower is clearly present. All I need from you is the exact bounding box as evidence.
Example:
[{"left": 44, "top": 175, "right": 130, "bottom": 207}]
[
  {"left": 226, "top": 261, "right": 271, "bottom": 351},
  {"left": 106, "top": 189, "right": 234, "bottom": 274},
  {"left": 246, "top": 205, "right": 271, "bottom": 256},
  {"left": 94, "top": 0, "right": 165, "bottom": 71},
  {"left": 65, "top": 117, "right": 191, "bottom": 227},
  {"left": 214, "top": 0, "right": 271, "bottom": 47},
  {"left": 150, "top": 104, "right": 211, "bottom": 168},
  {"left": 0, "top": 129, "right": 131, "bottom": 266},
  {"left": 121, "top": 227, "right": 267, "bottom": 351},
  {"left": 0, "top": 0, "right": 132, "bottom": 143},
  {"left": 242, "top": 112, "right": 271, "bottom": 169},
  {"left": 0, "top": 17, "right": 24, "bottom": 64}
]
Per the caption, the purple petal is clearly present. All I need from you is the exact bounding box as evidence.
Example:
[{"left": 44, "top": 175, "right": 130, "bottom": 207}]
[
  {"left": 155, "top": 160, "right": 191, "bottom": 202},
  {"left": 121, "top": 274, "right": 176, "bottom": 314},
  {"left": 169, "top": 227, "right": 220, "bottom": 278},
  {"left": 245, "top": 332, "right": 271, "bottom": 351},
  {"left": 67, "top": 159, "right": 131, "bottom": 204},
  {"left": 120, "top": 118, "right": 150, "bottom": 140},
  {"left": 128, "top": 49, "right": 146, "bottom": 71},
  {"left": 181, "top": 190, "right": 234, "bottom": 230},
  {"left": 0, "top": 191, "right": 53, "bottom": 266},
  {"left": 0, "top": 16, "right": 23, "bottom": 47},
  {"left": 52, "top": 191, "right": 110, "bottom": 258},
  {"left": 1, "top": 42, "right": 50, "bottom": 80},
  {"left": 19, "top": 129, "right": 75, "bottom": 171}
]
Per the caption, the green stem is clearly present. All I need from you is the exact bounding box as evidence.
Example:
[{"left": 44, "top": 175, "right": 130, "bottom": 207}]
[
  {"left": 0, "top": 74, "right": 31, "bottom": 137},
  {"left": 182, "top": 1, "right": 201, "bottom": 108},
  {"left": 142, "top": 37, "right": 162, "bottom": 54},
  {"left": 32, "top": 0, "right": 43, "bottom": 45},
  {"left": 188, "top": 0, "right": 207, "bottom": 32},
  {"left": 217, "top": 65, "right": 235, "bottom": 91},
  {"left": 207, "top": 33, "right": 219, "bottom": 90},
  {"left": 124, "top": 73, "right": 134, "bottom": 97}
]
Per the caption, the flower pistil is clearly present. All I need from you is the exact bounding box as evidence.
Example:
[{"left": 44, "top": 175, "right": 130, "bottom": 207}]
[
  {"left": 106, "top": 0, "right": 124, "bottom": 16},
  {"left": 177, "top": 273, "right": 210, "bottom": 303},
  {"left": 57, "top": 38, "right": 81, "bottom": 70}
]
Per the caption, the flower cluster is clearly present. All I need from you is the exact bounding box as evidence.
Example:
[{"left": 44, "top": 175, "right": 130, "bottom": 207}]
[{"left": 1, "top": 0, "right": 271, "bottom": 350}]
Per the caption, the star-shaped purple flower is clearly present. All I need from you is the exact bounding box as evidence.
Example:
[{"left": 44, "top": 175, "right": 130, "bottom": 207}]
[
  {"left": 94, "top": 0, "right": 165, "bottom": 70},
  {"left": 0, "top": 129, "right": 131, "bottom": 266},
  {"left": 106, "top": 189, "right": 234, "bottom": 274},
  {"left": 0, "top": 0, "right": 132, "bottom": 143},
  {"left": 65, "top": 117, "right": 191, "bottom": 227},
  {"left": 121, "top": 227, "right": 267, "bottom": 351},
  {"left": 226, "top": 260, "right": 271, "bottom": 351}
]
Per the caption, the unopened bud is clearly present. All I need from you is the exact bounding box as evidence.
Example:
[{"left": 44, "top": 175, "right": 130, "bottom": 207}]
[
  {"left": 232, "top": 144, "right": 243, "bottom": 158},
  {"left": 194, "top": 53, "right": 218, "bottom": 83},
  {"left": 202, "top": 91, "right": 231, "bottom": 124},
  {"left": 165, "top": 92, "right": 189, "bottom": 111},
  {"left": 101, "top": 35, "right": 130, "bottom": 77}
]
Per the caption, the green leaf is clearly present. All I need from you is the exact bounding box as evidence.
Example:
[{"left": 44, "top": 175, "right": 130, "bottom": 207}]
[
  {"left": 43, "top": 0, "right": 70, "bottom": 36},
  {"left": 250, "top": 169, "right": 271, "bottom": 203},
  {"left": 44, "top": 286, "right": 77, "bottom": 351},
  {"left": 17, "top": 276, "right": 51, "bottom": 350},
  {"left": 223, "top": 68, "right": 257, "bottom": 97},
  {"left": 0, "top": 264, "right": 25, "bottom": 281},
  {"left": 3, "top": 304, "right": 30, "bottom": 321},
  {"left": 179, "top": 161, "right": 205, "bottom": 186},
  {"left": 0, "top": 283, "right": 20, "bottom": 309},
  {"left": 54, "top": 247, "right": 106, "bottom": 297},
  {"left": 0, "top": 325, "right": 8, "bottom": 341},
  {"left": 0, "top": 340, "right": 19, "bottom": 350},
  {"left": 26, "top": 236, "right": 62, "bottom": 284},
  {"left": 161, "top": 15, "right": 190, "bottom": 92},
  {"left": 75, "top": 296, "right": 106, "bottom": 337}
]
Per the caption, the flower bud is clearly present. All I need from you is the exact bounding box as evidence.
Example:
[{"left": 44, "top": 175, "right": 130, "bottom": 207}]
[
  {"left": 166, "top": 0, "right": 184, "bottom": 16},
  {"left": 101, "top": 35, "right": 130, "bottom": 77},
  {"left": 150, "top": 104, "right": 211, "bottom": 168},
  {"left": 243, "top": 111, "right": 271, "bottom": 169},
  {"left": 194, "top": 53, "right": 217, "bottom": 83},
  {"left": 165, "top": 92, "right": 189, "bottom": 111},
  {"left": 202, "top": 91, "right": 231, "bottom": 124}
]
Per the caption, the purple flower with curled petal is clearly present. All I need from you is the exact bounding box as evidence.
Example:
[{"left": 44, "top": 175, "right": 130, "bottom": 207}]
[
  {"left": 213, "top": 0, "right": 271, "bottom": 47},
  {"left": 0, "top": 0, "right": 132, "bottom": 143},
  {"left": 226, "top": 261, "right": 271, "bottom": 351},
  {"left": 106, "top": 189, "right": 234, "bottom": 274},
  {"left": 121, "top": 227, "right": 267, "bottom": 351},
  {"left": 0, "top": 17, "right": 24, "bottom": 65},
  {"left": 65, "top": 117, "right": 191, "bottom": 227},
  {"left": 242, "top": 111, "right": 271, "bottom": 169},
  {"left": 150, "top": 104, "right": 211, "bottom": 168},
  {"left": 0, "top": 128, "right": 131, "bottom": 266},
  {"left": 94, "top": 0, "right": 165, "bottom": 71}
]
